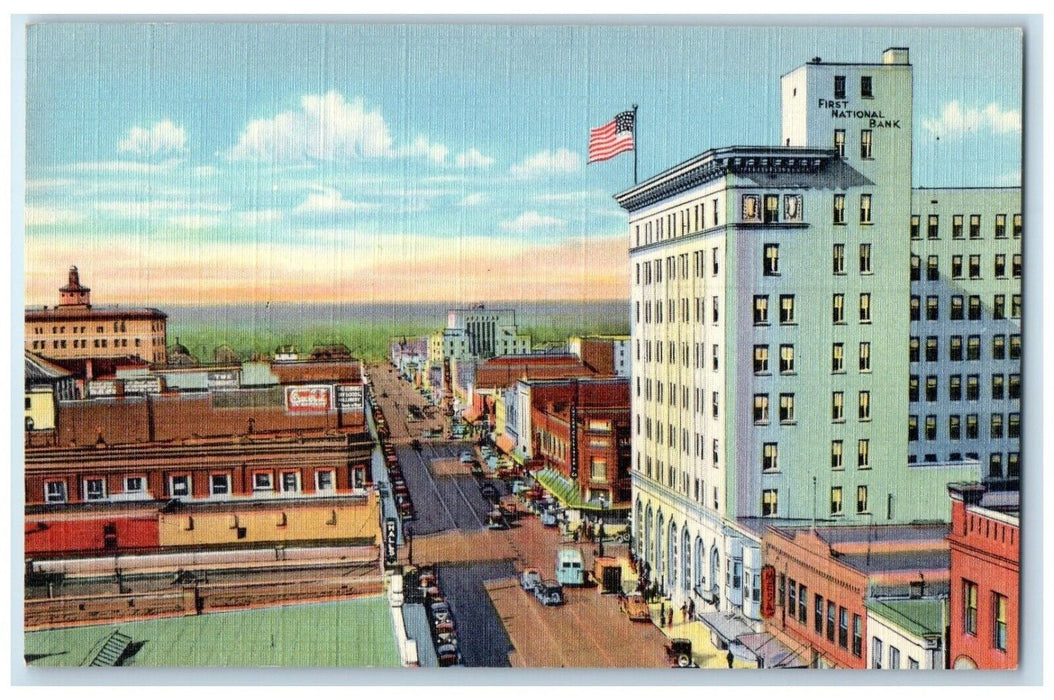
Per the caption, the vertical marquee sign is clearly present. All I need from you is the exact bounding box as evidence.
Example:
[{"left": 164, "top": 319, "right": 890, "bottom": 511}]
[
  {"left": 760, "top": 564, "right": 776, "bottom": 619},
  {"left": 384, "top": 518, "right": 398, "bottom": 565}
]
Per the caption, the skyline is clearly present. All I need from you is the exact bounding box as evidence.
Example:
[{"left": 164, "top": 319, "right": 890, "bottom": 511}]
[{"left": 24, "top": 24, "right": 1022, "bottom": 305}]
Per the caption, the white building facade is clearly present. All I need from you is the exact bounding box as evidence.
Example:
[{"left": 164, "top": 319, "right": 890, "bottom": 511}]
[{"left": 619, "top": 48, "right": 1004, "bottom": 625}]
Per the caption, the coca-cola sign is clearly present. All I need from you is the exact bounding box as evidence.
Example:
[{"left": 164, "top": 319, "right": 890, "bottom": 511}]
[{"left": 285, "top": 385, "right": 332, "bottom": 413}]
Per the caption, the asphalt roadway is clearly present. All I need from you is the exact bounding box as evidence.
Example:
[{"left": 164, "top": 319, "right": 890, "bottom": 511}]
[{"left": 397, "top": 441, "right": 509, "bottom": 537}]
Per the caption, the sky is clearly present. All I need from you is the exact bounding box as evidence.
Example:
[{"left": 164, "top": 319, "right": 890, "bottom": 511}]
[{"left": 22, "top": 23, "right": 1023, "bottom": 306}]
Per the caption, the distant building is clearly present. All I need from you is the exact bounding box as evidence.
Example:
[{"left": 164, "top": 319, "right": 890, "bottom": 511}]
[
  {"left": 24, "top": 352, "right": 76, "bottom": 442},
  {"left": 25, "top": 266, "right": 168, "bottom": 364},
  {"left": 568, "top": 335, "right": 631, "bottom": 377},
  {"left": 445, "top": 305, "right": 531, "bottom": 359},
  {"left": 865, "top": 598, "right": 945, "bottom": 670},
  {"left": 947, "top": 482, "right": 1019, "bottom": 669}
]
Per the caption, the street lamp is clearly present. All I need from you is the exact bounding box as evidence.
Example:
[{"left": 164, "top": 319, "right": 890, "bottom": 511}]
[{"left": 406, "top": 523, "right": 414, "bottom": 566}]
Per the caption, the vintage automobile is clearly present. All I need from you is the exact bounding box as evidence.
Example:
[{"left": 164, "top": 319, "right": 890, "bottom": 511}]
[
  {"left": 519, "top": 568, "right": 542, "bottom": 594},
  {"left": 479, "top": 483, "right": 500, "bottom": 501},
  {"left": 620, "top": 593, "right": 651, "bottom": 622},
  {"left": 539, "top": 509, "right": 558, "bottom": 527},
  {"left": 486, "top": 510, "right": 509, "bottom": 530},
  {"left": 459, "top": 451, "right": 474, "bottom": 463},
  {"left": 665, "top": 638, "right": 696, "bottom": 668},
  {"left": 534, "top": 580, "right": 565, "bottom": 606},
  {"left": 436, "top": 643, "right": 460, "bottom": 667},
  {"left": 431, "top": 601, "right": 452, "bottom": 623}
]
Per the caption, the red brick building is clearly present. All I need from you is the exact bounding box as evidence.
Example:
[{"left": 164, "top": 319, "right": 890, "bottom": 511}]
[
  {"left": 530, "top": 378, "right": 631, "bottom": 509},
  {"left": 761, "top": 524, "right": 950, "bottom": 669},
  {"left": 25, "top": 433, "right": 375, "bottom": 508},
  {"left": 947, "top": 483, "right": 1019, "bottom": 669}
]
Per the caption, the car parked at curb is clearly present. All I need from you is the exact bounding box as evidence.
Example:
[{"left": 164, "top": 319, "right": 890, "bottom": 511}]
[
  {"left": 519, "top": 568, "right": 542, "bottom": 594},
  {"left": 534, "top": 580, "right": 564, "bottom": 606}
]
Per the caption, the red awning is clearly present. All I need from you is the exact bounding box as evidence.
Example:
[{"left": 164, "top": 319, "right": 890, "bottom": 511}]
[
  {"left": 496, "top": 434, "right": 516, "bottom": 454},
  {"left": 462, "top": 407, "right": 482, "bottom": 423}
]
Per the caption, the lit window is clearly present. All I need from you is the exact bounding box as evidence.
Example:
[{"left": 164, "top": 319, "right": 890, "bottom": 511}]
[
  {"left": 833, "top": 244, "right": 845, "bottom": 274},
  {"left": 753, "top": 295, "right": 769, "bottom": 325},
  {"left": 859, "top": 243, "right": 872, "bottom": 273},
  {"left": 964, "top": 580, "right": 978, "bottom": 635},
  {"left": 764, "top": 195, "right": 780, "bottom": 224},
  {"left": 858, "top": 439, "right": 870, "bottom": 468},
  {"left": 860, "top": 130, "right": 873, "bottom": 159},
  {"left": 779, "top": 394, "right": 795, "bottom": 424},
  {"left": 780, "top": 295, "right": 795, "bottom": 324},
  {"left": 834, "top": 129, "right": 845, "bottom": 157},
  {"left": 762, "top": 489, "right": 778, "bottom": 517},
  {"left": 859, "top": 293, "right": 871, "bottom": 323},
  {"left": 910, "top": 215, "right": 920, "bottom": 239},
  {"left": 830, "top": 487, "right": 843, "bottom": 515},
  {"left": 780, "top": 344, "right": 795, "bottom": 374},
  {"left": 995, "top": 214, "right": 1006, "bottom": 238},
  {"left": 859, "top": 342, "right": 871, "bottom": 372},
  {"left": 928, "top": 214, "right": 939, "bottom": 239},
  {"left": 969, "top": 214, "right": 981, "bottom": 238},
  {"left": 859, "top": 194, "right": 872, "bottom": 223},
  {"left": 832, "top": 294, "right": 845, "bottom": 324},
  {"left": 833, "top": 194, "right": 846, "bottom": 224},
  {"left": 994, "top": 594, "right": 1008, "bottom": 651},
  {"left": 763, "top": 244, "right": 780, "bottom": 275},
  {"left": 832, "top": 392, "right": 844, "bottom": 422},
  {"left": 762, "top": 443, "right": 779, "bottom": 472},
  {"left": 753, "top": 394, "right": 770, "bottom": 424},
  {"left": 952, "top": 214, "right": 964, "bottom": 238},
  {"left": 832, "top": 343, "right": 845, "bottom": 373},
  {"left": 753, "top": 345, "right": 769, "bottom": 374},
  {"left": 856, "top": 485, "right": 869, "bottom": 513},
  {"left": 831, "top": 440, "right": 844, "bottom": 470}
]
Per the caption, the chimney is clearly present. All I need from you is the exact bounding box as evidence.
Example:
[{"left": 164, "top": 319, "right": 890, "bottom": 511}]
[{"left": 883, "top": 47, "right": 910, "bottom": 65}]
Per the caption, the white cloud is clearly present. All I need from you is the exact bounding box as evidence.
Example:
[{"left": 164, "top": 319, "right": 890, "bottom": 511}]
[
  {"left": 498, "top": 211, "right": 566, "bottom": 232},
  {"left": 454, "top": 148, "right": 495, "bottom": 169},
  {"left": 396, "top": 136, "right": 449, "bottom": 164},
  {"left": 24, "top": 206, "right": 86, "bottom": 226},
  {"left": 95, "top": 200, "right": 230, "bottom": 218},
  {"left": 167, "top": 214, "right": 222, "bottom": 230},
  {"left": 510, "top": 148, "right": 582, "bottom": 177},
  {"left": 922, "top": 101, "right": 1022, "bottom": 138},
  {"left": 293, "top": 186, "right": 377, "bottom": 214},
  {"left": 458, "top": 193, "right": 489, "bottom": 207},
  {"left": 117, "top": 120, "right": 187, "bottom": 159}
]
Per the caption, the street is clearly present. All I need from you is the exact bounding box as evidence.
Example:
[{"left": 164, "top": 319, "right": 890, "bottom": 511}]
[{"left": 368, "top": 361, "right": 676, "bottom": 668}]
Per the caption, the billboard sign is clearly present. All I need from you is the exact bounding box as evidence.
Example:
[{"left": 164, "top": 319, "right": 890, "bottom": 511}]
[
  {"left": 336, "top": 384, "right": 365, "bottom": 412},
  {"left": 207, "top": 370, "right": 240, "bottom": 389},
  {"left": 285, "top": 385, "right": 332, "bottom": 413},
  {"left": 123, "top": 377, "right": 162, "bottom": 395},
  {"left": 384, "top": 518, "right": 398, "bottom": 564}
]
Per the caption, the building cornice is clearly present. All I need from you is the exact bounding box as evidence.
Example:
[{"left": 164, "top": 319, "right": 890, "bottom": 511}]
[{"left": 615, "top": 146, "right": 835, "bottom": 213}]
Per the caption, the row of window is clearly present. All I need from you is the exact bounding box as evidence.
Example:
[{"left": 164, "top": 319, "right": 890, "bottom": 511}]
[
  {"left": 834, "top": 73, "right": 874, "bottom": 100},
  {"left": 962, "top": 580, "right": 1010, "bottom": 653},
  {"left": 755, "top": 342, "right": 871, "bottom": 375},
  {"left": 43, "top": 470, "right": 338, "bottom": 503},
  {"left": 637, "top": 297, "right": 720, "bottom": 325},
  {"left": 831, "top": 128, "right": 874, "bottom": 160},
  {"left": 910, "top": 294, "right": 1022, "bottom": 322},
  {"left": 870, "top": 637, "right": 919, "bottom": 670},
  {"left": 29, "top": 337, "right": 141, "bottom": 351},
  {"left": 910, "top": 213, "right": 1022, "bottom": 240},
  {"left": 909, "top": 373, "right": 1021, "bottom": 402},
  {"left": 760, "top": 439, "right": 871, "bottom": 473},
  {"left": 910, "top": 253, "right": 1022, "bottom": 282},
  {"left": 30, "top": 322, "right": 136, "bottom": 334},
  {"left": 753, "top": 294, "right": 871, "bottom": 326},
  {"left": 636, "top": 250, "right": 721, "bottom": 286},
  {"left": 908, "top": 413, "right": 1020, "bottom": 441},
  {"left": 910, "top": 334, "right": 1021, "bottom": 363},
  {"left": 638, "top": 454, "right": 722, "bottom": 509},
  {"left": 752, "top": 391, "right": 872, "bottom": 425},
  {"left": 779, "top": 570, "right": 865, "bottom": 657},
  {"left": 634, "top": 198, "right": 721, "bottom": 247},
  {"left": 742, "top": 194, "right": 804, "bottom": 224},
  {"left": 830, "top": 243, "right": 874, "bottom": 275},
  {"left": 766, "top": 485, "right": 875, "bottom": 519}
]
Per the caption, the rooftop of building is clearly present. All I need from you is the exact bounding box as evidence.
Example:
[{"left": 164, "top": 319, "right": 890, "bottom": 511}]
[
  {"left": 25, "top": 305, "right": 168, "bottom": 320},
  {"left": 44, "top": 355, "right": 151, "bottom": 379},
  {"left": 269, "top": 359, "right": 362, "bottom": 384},
  {"left": 948, "top": 482, "right": 1020, "bottom": 521},
  {"left": 864, "top": 598, "right": 945, "bottom": 638},
  {"left": 24, "top": 351, "right": 73, "bottom": 381},
  {"left": 24, "top": 598, "right": 399, "bottom": 667},
  {"left": 741, "top": 518, "right": 951, "bottom": 545}
]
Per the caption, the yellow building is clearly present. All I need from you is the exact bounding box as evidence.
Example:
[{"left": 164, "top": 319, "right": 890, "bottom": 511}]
[
  {"left": 157, "top": 494, "right": 381, "bottom": 548},
  {"left": 25, "top": 266, "right": 168, "bottom": 364},
  {"left": 24, "top": 351, "right": 75, "bottom": 440}
]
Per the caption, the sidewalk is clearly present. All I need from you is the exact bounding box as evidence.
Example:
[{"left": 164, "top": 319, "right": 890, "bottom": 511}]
[{"left": 647, "top": 601, "right": 756, "bottom": 669}]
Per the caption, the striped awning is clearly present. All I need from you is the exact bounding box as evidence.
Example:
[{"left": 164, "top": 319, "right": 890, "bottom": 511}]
[{"left": 496, "top": 434, "right": 516, "bottom": 454}]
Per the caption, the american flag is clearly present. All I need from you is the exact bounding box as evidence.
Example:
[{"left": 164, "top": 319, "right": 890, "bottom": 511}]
[{"left": 588, "top": 110, "right": 635, "bottom": 163}]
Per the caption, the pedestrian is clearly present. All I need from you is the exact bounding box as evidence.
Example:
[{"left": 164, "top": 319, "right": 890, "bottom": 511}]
[
  {"left": 681, "top": 602, "right": 687, "bottom": 623},
  {"left": 667, "top": 608, "right": 673, "bottom": 628},
  {"left": 659, "top": 601, "right": 665, "bottom": 623},
  {"left": 726, "top": 650, "right": 735, "bottom": 669},
  {"left": 688, "top": 599, "right": 696, "bottom": 620}
]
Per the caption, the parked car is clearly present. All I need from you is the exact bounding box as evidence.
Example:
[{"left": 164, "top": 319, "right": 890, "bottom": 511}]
[
  {"left": 434, "top": 619, "right": 456, "bottom": 635},
  {"left": 459, "top": 451, "right": 474, "bottom": 463},
  {"left": 665, "top": 638, "right": 695, "bottom": 668},
  {"left": 519, "top": 568, "right": 542, "bottom": 594},
  {"left": 431, "top": 601, "right": 452, "bottom": 623},
  {"left": 534, "top": 580, "right": 565, "bottom": 606},
  {"left": 480, "top": 483, "right": 499, "bottom": 501},
  {"left": 436, "top": 643, "right": 460, "bottom": 667},
  {"left": 540, "top": 509, "right": 558, "bottom": 527},
  {"left": 620, "top": 593, "right": 651, "bottom": 622}
]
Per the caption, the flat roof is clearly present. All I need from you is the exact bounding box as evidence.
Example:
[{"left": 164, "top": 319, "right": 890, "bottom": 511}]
[
  {"left": 865, "top": 598, "right": 944, "bottom": 638},
  {"left": 24, "top": 597, "right": 400, "bottom": 667}
]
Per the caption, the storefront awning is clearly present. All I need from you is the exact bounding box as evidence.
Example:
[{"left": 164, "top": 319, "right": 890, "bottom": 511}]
[
  {"left": 533, "top": 468, "right": 585, "bottom": 509},
  {"left": 728, "top": 632, "right": 808, "bottom": 669},
  {"left": 698, "top": 611, "right": 754, "bottom": 646},
  {"left": 462, "top": 406, "right": 482, "bottom": 423},
  {"left": 495, "top": 434, "right": 516, "bottom": 454}
]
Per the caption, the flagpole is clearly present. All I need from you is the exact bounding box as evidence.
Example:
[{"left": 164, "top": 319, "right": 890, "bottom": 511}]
[{"left": 632, "top": 104, "right": 639, "bottom": 185}]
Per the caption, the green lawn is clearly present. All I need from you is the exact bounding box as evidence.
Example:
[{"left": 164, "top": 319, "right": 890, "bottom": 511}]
[{"left": 25, "top": 597, "right": 401, "bottom": 668}]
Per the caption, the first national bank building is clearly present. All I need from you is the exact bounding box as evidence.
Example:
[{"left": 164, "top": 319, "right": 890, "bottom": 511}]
[{"left": 618, "top": 48, "right": 1021, "bottom": 622}]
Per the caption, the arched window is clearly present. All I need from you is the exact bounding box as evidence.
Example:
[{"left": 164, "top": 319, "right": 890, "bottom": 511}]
[
  {"left": 682, "top": 527, "right": 691, "bottom": 593},
  {"left": 644, "top": 506, "right": 653, "bottom": 567},
  {"left": 655, "top": 512, "right": 665, "bottom": 583},
  {"left": 709, "top": 547, "right": 721, "bottom": 596},
  {"left": 668, "top": 521, "right": 678, "bottom": 589},
  {"left": 694, "top": 537, "right": 704, "bottom": 593},
  {"left": 634, "top": 499, "right": 643, "bottom": 551}
]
